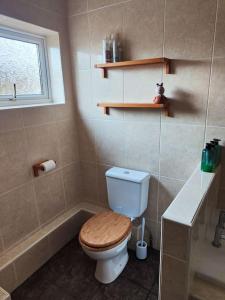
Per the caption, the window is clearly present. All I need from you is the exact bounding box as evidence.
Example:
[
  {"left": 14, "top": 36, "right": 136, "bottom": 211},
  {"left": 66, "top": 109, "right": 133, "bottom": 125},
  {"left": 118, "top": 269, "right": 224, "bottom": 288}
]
[{"left": 0, "top": 27, "right": 51, "bottom": 104}]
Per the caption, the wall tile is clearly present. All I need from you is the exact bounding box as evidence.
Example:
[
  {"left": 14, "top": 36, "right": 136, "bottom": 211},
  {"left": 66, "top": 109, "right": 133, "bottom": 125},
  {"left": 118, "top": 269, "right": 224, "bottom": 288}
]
[
  {"left": 217, "top": 188, "right": 225, "bottom": 210},
  {"left": 145, "top": 219, "right": 160, "bottom": 250},
  {"left": 89, "top": 4, "right": 124, "bottom": 55},
  {"left": 124, "top": 121, "right": 160, "bottom": 174},
  {"left": 48, "top": 218, "right": 76, "bottom": 256},
  {"left": 0, "top": 235, "right": 4, "bottom": 255},
  {"left": 80, "top": 162, "right": 98, "bottom": 203},
  {"left": 69, "top": 14, "right": 90, "bottom": 70},
  {"left": 160, "top": 254, "right": 188, "bottom": 300},
  {"left": 22, "top": 106, "right": 55, "bottom": 127},
  {"left": 34, "top": 171, "right": 66, "bottom": 225},
  {"left": 62, "top": 163, "right": 81, "bottom": 208},
  {"left": 0, "top": 0, "right": 65, "bottom": 32},
  {"left": 25, "top": 123, "right": 61, "bottom": 169},
  {"left": 144, "top": 176, "right": 159, "bottom": 223},
  {"left": 207, "top": 58, "right": 225, "bottom": 127},
  {"left": 163, "top": 60, "right": 211, "bottom": 125},
  {"left": 56, "top": 120, "right": 79, "bottom": 166},
  {"left": 88, "top": 0, "right": 124, "bottom": 11},
  {"left": 158, "top": 177, "right": 184, "bottom": 221},
  {"left": 53, "top": 100, "right": 76, "bottom": 122},
  {"left": 164, "top": 0, "right": 216, "bottom": 59},
  {"left": 68, "top": 0, "right": 88, "bottom": 16},
  {"left": 15, "top": 236, "right": 51, "bottom": 287},
  {"left": 96, "top": 163, "right": 111, "bottom": 207},
  {"left": 0, "top": 264, "right": 17, "bottom": 293},
  {"left": 48, "top": 212, "right": 91, "bottom": 257},
  {"left": 162, "top": 220, "right": 190, "bottom": 261},
  {"left": 94, "top": 120, "right": 125, "bottom": 166},
  {"left": 28, "top": 0, "right": 66, "bottom": 15},
  {"left": 0, "top": 129, "right": 31, "bottom": 195},
  {"left": 0, "top": 184, "right": 39, "bottom": 249},
  {"left": 123, "top": 0, "right": 164, "bottom": 60},
  {"left": 0, "top": 110, "right": 23, "bottom": 133},
  {"left": 91, "top": 66, "right": 124, "bottom": 120},
  {"left": 160, "top": 123, "right": 204, "bottom": 180},
  {"left": 75, "top": 70, "right": 95, "bottom": 119},
  {"left": 78, "top": 118, "right": 96, "bottom": 162},
  {"left": 214, "top": 0, "right": 225, "bottom": 58}
]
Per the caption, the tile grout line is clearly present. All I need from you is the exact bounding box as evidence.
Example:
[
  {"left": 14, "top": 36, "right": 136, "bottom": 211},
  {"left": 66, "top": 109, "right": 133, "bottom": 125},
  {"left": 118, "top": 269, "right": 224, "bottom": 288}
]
[{"left": 68, "top": 0, "right": 132, "bottom": 18}]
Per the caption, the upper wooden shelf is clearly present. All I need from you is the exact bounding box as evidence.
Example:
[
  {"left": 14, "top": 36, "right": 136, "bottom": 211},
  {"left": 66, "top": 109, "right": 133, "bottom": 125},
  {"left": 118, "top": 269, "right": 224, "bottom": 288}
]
[{"left": 95, "top": 57, "right": 171, "bottom": 78}]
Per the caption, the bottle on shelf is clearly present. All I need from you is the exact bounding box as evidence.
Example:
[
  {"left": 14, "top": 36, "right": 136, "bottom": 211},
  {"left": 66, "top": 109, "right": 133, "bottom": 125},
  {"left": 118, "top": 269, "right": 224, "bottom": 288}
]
[
  {"left": 209, "top": 142, "right": 217, "bottom": 171},
  {"left": 102, "top": 38, "right": 107, "bottom": 63},
  {"left": 102, "top": 36, "right": 112, "bottom": 63},
  {"left": 210, "top": 139, "right": 222, "bottom": 168},
  {"left": 117, "top": 41, "right": 123, "bottom": 62},
  {"left": 201, "top": 143, "right": 214, "bottom": 173}
]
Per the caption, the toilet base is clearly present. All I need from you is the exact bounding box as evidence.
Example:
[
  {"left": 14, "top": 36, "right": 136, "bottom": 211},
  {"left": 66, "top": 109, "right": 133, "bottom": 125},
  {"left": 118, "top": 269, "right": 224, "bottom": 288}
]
[{"left": 95, "top": 247, "right": 129, "bottom": 284}]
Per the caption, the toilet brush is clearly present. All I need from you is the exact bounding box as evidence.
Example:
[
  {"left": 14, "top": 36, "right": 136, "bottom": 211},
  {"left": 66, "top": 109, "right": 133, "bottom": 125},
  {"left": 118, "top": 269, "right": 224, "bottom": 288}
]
[
  {"left": 141, "top": 217, "right": 145, "bottom": 246},
  {"left": 136, "top": 217, "right": 147, "bottom": 260}
]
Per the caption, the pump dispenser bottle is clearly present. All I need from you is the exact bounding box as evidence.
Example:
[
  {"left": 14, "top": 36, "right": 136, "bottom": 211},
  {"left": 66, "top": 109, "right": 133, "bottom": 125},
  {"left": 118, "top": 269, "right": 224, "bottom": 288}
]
[
  {"left": 201, "top": 143, "right": 213, "bottom": 172},
  {"left": 210, "top": 139, "right": 221, "bottom": 167}
]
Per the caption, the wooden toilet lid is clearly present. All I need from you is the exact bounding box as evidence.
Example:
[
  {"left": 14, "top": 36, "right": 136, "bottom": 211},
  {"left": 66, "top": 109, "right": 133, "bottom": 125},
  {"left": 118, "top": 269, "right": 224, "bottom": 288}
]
[{"left": 79, "top": 211, "right": 132, "bottom": 249}]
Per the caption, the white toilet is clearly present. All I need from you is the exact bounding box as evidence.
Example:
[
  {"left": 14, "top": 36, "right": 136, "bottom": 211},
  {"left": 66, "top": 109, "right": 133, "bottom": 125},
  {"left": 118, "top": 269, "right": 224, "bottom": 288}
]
[{"left": 79, "top": 167, "right": 150, "bottom": 284}]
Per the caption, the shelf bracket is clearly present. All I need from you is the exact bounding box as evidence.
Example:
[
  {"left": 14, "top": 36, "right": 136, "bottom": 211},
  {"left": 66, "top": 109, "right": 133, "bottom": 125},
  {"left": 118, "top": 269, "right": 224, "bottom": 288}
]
[
  {"left": 104, "top": 106, "right": 110, "bottom": 115},
  {"left": 164, "top": 61, "right": 170, "bottom": 74},
  {"left": 101, "top": 68, "right": 108, "bottom": 78}
]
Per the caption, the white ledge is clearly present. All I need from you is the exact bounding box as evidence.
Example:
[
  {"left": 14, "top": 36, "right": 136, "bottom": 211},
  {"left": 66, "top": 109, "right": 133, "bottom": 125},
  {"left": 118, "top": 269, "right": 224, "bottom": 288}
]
[{"left": 162, "top": 164, "right": 220, "bottom": 226}]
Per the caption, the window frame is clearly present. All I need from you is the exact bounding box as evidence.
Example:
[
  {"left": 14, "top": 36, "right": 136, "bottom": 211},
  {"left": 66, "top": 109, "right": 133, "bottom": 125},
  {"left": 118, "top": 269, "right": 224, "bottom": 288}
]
[{"left": 0, "top": 26, "right": 52, "bottom": 105}]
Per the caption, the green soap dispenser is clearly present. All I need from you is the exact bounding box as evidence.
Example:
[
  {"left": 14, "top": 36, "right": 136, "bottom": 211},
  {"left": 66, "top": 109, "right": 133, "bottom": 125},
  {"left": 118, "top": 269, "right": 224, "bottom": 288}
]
[{"left": 201, "top": 143, "right": 213, "bottom": 172}]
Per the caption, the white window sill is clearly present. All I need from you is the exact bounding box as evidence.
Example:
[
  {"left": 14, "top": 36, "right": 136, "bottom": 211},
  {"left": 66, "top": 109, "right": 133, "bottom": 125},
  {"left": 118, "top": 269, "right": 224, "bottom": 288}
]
[{"left": 0, "top": 100, "right": 65, "bottom": 110}]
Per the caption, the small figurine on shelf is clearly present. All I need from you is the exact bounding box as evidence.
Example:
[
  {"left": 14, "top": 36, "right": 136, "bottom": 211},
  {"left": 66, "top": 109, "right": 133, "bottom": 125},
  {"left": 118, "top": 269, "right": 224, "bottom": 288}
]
[{"left": 153, "top": 83, "right": 167, "bottom": 104}]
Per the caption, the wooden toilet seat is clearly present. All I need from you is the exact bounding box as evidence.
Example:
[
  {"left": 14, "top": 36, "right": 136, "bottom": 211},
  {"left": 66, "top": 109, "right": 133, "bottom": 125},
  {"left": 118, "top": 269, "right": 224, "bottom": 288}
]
[{"left": 79, "top": 211, "right": 132, "bottom": 251}]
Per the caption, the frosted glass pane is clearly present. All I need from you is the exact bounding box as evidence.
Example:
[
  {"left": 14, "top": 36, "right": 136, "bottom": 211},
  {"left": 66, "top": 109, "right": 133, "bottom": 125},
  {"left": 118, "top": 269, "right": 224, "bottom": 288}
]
[{"left": 0, "top": 36, "right": 42, "bottom": 97}]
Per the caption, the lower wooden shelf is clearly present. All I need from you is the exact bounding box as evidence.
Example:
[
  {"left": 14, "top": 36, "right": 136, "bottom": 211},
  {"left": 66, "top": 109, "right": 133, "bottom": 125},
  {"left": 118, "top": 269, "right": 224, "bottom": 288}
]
[{"left": 97, "top": 102, "right": 170, "bottom": 116}]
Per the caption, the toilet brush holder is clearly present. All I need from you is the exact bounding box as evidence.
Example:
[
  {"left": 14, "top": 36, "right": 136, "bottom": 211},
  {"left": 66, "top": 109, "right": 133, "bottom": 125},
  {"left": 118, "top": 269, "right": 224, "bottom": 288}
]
[{"left": 136, "top": 240, "right": 147, "bottom": 260}]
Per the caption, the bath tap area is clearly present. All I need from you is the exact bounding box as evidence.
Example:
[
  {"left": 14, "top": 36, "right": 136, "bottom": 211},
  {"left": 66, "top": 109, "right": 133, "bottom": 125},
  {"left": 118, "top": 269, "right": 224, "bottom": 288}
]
[{"left": 0, "top": 0, "right": 225, "bottom": 300}]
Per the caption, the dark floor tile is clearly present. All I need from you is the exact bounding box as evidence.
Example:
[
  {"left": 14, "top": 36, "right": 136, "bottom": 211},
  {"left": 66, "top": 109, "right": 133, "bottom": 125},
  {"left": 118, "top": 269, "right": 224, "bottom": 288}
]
[
  {"left": 122, "top": 250, "right": 156, "bottom": 290},
  {"left": 39, "top": 284, "right": 74, "bottom": 300},
  {"left": 147, "top": 293, "right": 158, "bottom": 300},
  {"left": 55, "top": 266, "right": 101, "bottom": 299},
  {"left": 150, "top": 281, "right": 159, "bottom": 296},
  {"left": 11, "top": 277, "right": 50, "bottom": 300},
  {"left": 92, "top": 276, "right": 148, "bottom": 300}
]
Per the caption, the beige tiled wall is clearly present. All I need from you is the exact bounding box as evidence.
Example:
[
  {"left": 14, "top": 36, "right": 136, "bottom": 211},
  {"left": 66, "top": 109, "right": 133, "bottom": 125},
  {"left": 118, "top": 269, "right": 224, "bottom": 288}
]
[
  {"left": 0, "top": 0, "right": 81, "bottom": 257},
  {"left": 68, "top": 0, "right": 225, "bottom": 249}
]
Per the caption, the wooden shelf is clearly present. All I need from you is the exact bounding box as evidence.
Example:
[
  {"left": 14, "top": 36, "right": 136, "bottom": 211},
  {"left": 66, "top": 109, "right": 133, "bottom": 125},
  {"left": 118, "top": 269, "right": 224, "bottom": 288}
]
[
  {"left": 97, "top": 102, "right": 170, "bottom": 116},
  {"left": 95, "top": 57, "right": 171, "bottom": 78}
]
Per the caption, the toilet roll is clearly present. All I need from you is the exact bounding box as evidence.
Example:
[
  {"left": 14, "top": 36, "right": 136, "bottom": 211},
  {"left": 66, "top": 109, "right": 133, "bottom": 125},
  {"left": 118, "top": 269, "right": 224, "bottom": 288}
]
[{"left": 40, "top": 160, "right": 56, "bottom": 172}]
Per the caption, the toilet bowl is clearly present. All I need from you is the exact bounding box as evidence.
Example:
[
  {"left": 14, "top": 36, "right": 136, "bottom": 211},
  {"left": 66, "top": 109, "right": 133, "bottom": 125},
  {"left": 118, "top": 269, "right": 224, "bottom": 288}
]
[
  {"left": 79, "top": 167, "right": 150, "bottom": 284},
  {"left": 79, "top": 211, "right": 132, "bottom": 284}
]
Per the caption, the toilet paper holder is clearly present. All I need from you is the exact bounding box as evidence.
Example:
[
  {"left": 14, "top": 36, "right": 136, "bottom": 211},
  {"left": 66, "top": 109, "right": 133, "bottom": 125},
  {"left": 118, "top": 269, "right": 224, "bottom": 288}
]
[{"left": 32, "top": 160, "right": 56, "bottom": 177}]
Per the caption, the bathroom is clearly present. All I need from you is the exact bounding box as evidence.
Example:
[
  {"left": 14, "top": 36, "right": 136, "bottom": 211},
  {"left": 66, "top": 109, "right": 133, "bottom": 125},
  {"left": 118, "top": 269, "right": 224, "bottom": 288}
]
[{"left": 0, "top": 0, "right": 225, "bottom": 299}]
